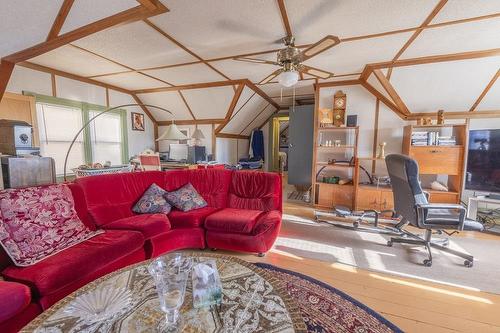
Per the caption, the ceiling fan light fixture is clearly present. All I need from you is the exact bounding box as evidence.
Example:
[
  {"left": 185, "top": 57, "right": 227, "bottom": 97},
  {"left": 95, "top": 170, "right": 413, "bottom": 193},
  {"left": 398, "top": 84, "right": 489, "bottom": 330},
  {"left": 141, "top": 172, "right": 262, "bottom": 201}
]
[{"left": 278, "top": 70, "right": 299, "bottom": 87}]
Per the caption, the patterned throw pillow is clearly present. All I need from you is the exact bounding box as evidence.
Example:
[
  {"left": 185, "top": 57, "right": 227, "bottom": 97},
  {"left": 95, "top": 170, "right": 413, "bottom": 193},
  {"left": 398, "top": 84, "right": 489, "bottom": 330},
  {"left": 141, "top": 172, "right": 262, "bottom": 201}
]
[
  {"left": 165, "top": 183, "right": 207, "bottom": 212},
  {"left": 133, "top": 183, "right": 171, "bottom": 214},
  {"left": 0, "top": 184, "right": 103, "bottom": 267}
]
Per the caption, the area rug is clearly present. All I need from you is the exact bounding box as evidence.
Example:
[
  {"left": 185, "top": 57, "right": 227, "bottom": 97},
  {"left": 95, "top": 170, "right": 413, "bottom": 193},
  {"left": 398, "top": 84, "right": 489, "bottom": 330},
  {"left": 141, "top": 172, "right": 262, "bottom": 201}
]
[
  {"left": 255, "top": 262, "right": 403, "bottom": 333},
  {"left": 277, "top": 216, "right": 500, "bottom": 294}
]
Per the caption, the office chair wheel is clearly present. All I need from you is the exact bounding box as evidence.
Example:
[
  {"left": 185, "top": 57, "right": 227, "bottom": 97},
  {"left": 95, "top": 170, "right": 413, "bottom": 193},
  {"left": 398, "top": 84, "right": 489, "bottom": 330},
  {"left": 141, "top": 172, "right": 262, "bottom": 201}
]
[
  {"left": 353, "top": 221, "right": 359, "bottom": 228},
  {"left": 387, "top": 240, "right": 393, "bottom": 247},
  {"left": 423, "top": 259, "right": 432, "bottom": 267},
  {"left": 464, "top": 260, "right": 473, "bottom": 268}
]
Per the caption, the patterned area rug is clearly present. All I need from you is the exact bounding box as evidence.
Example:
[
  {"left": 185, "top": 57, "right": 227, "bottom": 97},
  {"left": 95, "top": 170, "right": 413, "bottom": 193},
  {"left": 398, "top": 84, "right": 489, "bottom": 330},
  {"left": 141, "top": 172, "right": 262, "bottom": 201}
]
[{"left": 255, "top": 263, "right": 403, "bottom": 333}]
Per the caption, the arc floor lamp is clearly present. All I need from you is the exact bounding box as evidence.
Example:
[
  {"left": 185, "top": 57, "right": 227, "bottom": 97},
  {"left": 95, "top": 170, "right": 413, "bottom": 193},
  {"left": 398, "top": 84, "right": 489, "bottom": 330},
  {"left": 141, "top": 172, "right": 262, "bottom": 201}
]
[{"left": 63, "top": 104, "right": 186, "bottom": 181}]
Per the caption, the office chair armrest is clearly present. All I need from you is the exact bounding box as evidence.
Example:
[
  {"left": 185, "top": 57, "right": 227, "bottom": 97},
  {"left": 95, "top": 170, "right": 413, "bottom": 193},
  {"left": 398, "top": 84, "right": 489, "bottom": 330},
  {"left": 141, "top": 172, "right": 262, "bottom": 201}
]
[
  {"left": 422, "top": 191, "right": 430, "bottom": 201},
  {"left": 415, "top": 203, "right": 466, "bottom": 230}
]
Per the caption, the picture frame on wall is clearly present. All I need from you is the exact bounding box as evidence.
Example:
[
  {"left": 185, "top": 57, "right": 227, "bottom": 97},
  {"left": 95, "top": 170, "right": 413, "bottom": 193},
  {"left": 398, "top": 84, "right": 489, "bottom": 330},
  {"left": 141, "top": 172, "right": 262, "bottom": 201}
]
[{"left": 131, "top": 112, "right": 145, "bottom": 131}]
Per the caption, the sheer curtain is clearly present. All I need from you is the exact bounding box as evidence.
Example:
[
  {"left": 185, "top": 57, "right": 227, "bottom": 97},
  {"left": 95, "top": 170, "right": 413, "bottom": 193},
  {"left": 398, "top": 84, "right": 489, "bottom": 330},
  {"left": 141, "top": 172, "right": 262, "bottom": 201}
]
[
  {"left": 89, "top": 110, "right": 123, "bottom": 165},
  {"left": 36, "top": 103, "right": 85, "bottom": 175}
]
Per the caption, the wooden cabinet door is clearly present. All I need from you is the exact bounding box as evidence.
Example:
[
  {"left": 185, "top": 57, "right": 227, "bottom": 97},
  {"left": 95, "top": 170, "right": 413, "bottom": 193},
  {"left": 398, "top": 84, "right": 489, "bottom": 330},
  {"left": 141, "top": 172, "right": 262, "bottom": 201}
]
[
  {"left": 380, "top": 190, "right": 394, "bottom": 210},
  {"left": 332, "top": 185, "right": 354, "bottom": 208},
  {"left": 356, "top": 188, "right": 380, "bottom": 210},
  {"left": 317, "top": 184, "right": 334, "bottom": 207},
  {"left": 410, "top": 147, "right": 462, "bottom": 175}
]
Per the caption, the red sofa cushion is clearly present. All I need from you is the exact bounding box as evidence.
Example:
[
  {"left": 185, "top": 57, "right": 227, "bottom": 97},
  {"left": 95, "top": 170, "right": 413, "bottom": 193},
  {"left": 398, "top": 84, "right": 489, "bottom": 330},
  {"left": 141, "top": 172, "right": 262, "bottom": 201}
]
[
  {"left": 75, "top": 171, "right": 167, "bottom": 226},
  {"left": 103, "top": 214, "right": 171, "bottom": 239},
  {"left": 168, "top": 207, "right": 219, "bottom": 228},
  {"left": 229, "top": 171, "right": 282, "bottom": 212},
  {"left": 2, "top": 230, "right": 144, "bottom": 297},
  {"left": 0, "top": 281, "right": 31, "bottom": 322},
  {"left": 205, "top": 208, "right": 264, "bottom": 234}
]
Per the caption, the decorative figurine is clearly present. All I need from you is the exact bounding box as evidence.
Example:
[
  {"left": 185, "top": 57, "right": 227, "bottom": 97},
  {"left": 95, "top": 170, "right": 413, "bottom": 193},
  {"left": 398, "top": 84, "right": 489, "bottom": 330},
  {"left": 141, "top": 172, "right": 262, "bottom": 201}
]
[
  {"left": 377, "top": 142, "right": 387, "bottom": 159},
  {"left": 437, "top": 110, "right": 445, "bottom": 125}
]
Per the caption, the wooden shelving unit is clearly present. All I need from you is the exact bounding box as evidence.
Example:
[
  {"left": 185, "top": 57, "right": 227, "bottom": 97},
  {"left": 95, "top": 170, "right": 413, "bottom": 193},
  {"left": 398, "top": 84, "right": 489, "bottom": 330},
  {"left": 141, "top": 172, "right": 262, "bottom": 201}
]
[
  {"left": 312, "top": 126, "right": 359, "bottom": 209},
  {"left": 402, "top": 124, "right": 467, "bottom": 204}
]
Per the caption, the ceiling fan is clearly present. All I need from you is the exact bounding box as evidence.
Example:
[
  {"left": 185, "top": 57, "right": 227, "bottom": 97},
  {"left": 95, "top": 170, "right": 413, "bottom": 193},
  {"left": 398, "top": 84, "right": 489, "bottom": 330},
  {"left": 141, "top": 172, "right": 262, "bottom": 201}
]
[{"left": 233, "top": 35, "right": 340, "bottom": 87}]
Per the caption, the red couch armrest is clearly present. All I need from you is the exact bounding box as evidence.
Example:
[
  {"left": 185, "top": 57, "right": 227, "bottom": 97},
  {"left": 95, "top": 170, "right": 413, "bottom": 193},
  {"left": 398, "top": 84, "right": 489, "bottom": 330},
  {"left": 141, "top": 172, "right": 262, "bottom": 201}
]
[
  {"left": 252, "top": 210, "right": 282, "bottom": 235},
  {"left": 0, "top": 281, "right": 31, "bottom": 323}
]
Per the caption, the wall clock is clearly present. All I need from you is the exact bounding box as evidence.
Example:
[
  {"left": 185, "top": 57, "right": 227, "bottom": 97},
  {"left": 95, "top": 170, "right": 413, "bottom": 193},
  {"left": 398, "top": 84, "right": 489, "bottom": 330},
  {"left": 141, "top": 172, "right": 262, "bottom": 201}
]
[{"left": 332, "top": 90, "right": 346, "bottom": 127}]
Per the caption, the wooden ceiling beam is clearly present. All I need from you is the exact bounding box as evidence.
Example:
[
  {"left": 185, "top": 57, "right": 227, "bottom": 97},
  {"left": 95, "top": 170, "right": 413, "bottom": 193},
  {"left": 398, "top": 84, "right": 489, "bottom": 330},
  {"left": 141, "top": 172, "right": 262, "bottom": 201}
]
[
  {"left": 0, "top": 60, "right": 15, "bottom": 102},
  {"left": 215, "top": 84, "right": 245, "bottom": 134},
  {"left": 133, "top": 79, "right": 245, "bottom": 94},
  {"left": 18, "top": 61, "right": 132, "bottom": 94},
  {"left": 136, "top": 0, "right": 159, "bottom": 11},
  {"left": 130, "top": 93, "right": 157, "bottom": 123},
  {"left": 469, "top": 69, "right": 500, "bottom": 112},
  {"left": 46, "top": 0, "right": 75, "bottom": 41},
  {"left": 372, "top": 69, "right": 410, "bottom": 115},
  {"left": 215, "top": 133, "right": 249, "bottom": 140},
  {"left": 277, "top": 0, "right": 292, "bottom": 37},
  {"left": 369, "top": 48, "right": 500, "bottom": 70},
  {"left": 315, "top": 79, "right": 361, "bottom": 89},
  {"left": 244, "top": 80, "right": 280, "bottom": 110},
  {"left": 178, "top": 91, "right": 196, "bottom": 119},
  {"left": 158, "top": 119, "right": 225, "bottom": 126},
  {"left": 360, "top": 81, "right": 407, "bottom": 120},
  {"left": 143, "top": 19, "right": 232, "bottom": 80},
  {"left": 408, "top": 110, "right": 500, "bottom": 120},
  {"left": 3, "top": 4, "right": 167, "bottom": 63}
]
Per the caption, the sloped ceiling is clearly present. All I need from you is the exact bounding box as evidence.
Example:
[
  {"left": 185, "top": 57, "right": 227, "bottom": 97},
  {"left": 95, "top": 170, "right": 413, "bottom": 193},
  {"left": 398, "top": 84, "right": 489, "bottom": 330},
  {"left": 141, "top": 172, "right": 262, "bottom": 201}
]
[{"left": 1, "top": 0, "right": 500, "bottom": 127}]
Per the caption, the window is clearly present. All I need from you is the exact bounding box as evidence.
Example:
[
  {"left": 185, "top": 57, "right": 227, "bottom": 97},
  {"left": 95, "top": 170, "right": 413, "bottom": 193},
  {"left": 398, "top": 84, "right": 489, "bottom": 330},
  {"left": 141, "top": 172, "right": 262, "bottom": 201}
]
[{"left": 33, "top": 94, "right": 128, "bottom": 176}]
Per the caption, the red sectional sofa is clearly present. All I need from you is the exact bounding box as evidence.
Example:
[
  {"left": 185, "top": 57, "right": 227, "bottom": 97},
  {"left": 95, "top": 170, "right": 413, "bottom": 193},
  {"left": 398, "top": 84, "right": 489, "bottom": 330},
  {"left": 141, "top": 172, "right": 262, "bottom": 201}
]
[{"left": 0, "top": 169, "right": 282, "bottom": 332}]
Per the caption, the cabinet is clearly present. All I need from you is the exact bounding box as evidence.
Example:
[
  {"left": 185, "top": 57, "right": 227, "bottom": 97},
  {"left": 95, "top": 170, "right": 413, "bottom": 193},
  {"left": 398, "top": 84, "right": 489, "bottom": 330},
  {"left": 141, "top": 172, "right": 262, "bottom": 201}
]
[
  {"left": 356, "top": 186, "right": 394, "bottom": 211},
  {"left": 0, "top": 92, "right": 39, "bottom": 147}
]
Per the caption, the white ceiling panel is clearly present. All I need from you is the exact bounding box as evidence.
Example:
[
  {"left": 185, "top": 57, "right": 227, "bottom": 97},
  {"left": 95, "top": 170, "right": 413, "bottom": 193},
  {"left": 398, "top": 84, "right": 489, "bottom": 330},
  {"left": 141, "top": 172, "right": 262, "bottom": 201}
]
[
  {"left": 1, "top": 0, "right": 63, "bottom": 58},
  {"left": 241, "top": 105, "right": 276, "bottom": 136},
  {"left": 366, "top": 74, "right": 393, "bottom": 102},
  {"left": 151, "top": 0, "right": 284, "bottom": 59},
  {"left": 96, "top": 72, "right": 167, "bottom": 91},
  {"left": 304, "top": 32, "right": 413, "bottom": 74},
  {"left": 30, "top": 45, "right": 127, "bottom": 77},
  {"left": 210, "top": 59, "right": 279, "bottom": 83},
  {"left": 476, "top": 76, "right": 500, "bottom": 111},
  {"left": 233, "top": 86, "right": 256, "bottom": 113},
  {"left": 431, "top": 0, "right": 500, "bottom": 24},
  {"left": 222, "top": 95, "right": 268, "bottom": 134},
  {"left": 286, "top": 0, "right": 438, "bottom": 45},
  {"left": 401, "top": 17, "right": 500, "bottom": 59},
  {"left": 390, "top": 57, "right": 500, "bottom": 113},
  {"left": 182, "top": 86, "right": 235, "bottom": 119},
  {"left": 137, "top": 92, "right": 193, "bottom": 121},
  {"left": 73, "top": 21, "right": 197, "bottom": 68},
  {"left": 61, "top": 0, "right": 138, "bottom": 34},
  {"left": 143, "top": 63, "right": 225, "bottom": 85}
]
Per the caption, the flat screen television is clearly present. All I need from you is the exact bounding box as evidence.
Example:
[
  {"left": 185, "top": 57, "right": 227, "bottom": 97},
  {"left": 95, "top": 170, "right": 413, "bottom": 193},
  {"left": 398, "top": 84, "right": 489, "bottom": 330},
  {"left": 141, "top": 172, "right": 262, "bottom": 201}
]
[{"left": 465, "top": 129, "right": 500, "bottom": 194}]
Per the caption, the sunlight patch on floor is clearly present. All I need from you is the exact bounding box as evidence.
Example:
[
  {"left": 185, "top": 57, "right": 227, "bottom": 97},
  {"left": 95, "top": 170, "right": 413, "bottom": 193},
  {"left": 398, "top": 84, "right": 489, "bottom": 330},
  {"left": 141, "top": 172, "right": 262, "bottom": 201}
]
[
  {"left": 282, "top": 214, "right": 317, "bottom": 225},
  {"left": 269, "top": 248, "right": 304, "bottom": 260},
  {"left": 369, "top": 273, "right": 493, "bottom": 304}
]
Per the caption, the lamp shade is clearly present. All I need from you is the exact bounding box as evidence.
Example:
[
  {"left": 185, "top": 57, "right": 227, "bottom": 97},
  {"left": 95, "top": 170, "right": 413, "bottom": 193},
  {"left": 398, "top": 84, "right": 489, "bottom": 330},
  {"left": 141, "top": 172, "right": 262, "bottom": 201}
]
[
  {"left": 156, "top": 123, "right": 188, "bottom": 141},
  {"left": 191, "top": 128, "right": 205, "bottom": 140},
  {"left": 278, "top": 70, "right": 299, "bottom": 87}
]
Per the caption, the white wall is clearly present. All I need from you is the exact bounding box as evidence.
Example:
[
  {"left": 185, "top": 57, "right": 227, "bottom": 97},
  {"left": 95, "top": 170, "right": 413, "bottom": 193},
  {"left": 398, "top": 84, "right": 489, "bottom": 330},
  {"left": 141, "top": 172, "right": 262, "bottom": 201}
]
[
  {"left": 215, "top": 137, "right": 249, "bottom": 165},
  {"left": 5, "top": 65, "right": 155, "bottom": 158}
]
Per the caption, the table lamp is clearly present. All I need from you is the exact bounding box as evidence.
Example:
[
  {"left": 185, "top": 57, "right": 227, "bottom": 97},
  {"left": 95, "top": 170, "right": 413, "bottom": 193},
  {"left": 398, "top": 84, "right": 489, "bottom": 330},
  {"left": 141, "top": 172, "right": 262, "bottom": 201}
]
[{"left": 191, "top": 126, "right": 205, "bottom": 146}]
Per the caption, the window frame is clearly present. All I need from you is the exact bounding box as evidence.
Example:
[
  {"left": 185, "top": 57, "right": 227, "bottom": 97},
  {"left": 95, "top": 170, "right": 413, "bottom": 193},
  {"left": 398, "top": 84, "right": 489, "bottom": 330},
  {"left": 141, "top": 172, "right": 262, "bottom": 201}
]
[{"left": 26, "top": 92, "right": 129, "bottom": 170}]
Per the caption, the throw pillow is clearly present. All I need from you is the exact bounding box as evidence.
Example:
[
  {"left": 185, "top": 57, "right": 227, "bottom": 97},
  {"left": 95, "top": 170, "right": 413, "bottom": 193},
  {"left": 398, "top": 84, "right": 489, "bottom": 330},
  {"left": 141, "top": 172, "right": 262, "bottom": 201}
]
[
  {"left": 165, "top": 183, "right": 207, "bottom": 212},
  {"left": 132, "top": 183, "right": 172, "bottom": 214},
  {"left": 0, "top": 184, "right": 103, "bottom": 267}
]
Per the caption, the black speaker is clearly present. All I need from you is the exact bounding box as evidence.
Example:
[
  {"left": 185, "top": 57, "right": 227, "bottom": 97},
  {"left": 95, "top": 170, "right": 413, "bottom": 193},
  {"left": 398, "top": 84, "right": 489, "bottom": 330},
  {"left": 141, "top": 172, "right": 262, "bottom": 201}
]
[{"left": 347, "top": 115, "right": 358, "bottom": 127}]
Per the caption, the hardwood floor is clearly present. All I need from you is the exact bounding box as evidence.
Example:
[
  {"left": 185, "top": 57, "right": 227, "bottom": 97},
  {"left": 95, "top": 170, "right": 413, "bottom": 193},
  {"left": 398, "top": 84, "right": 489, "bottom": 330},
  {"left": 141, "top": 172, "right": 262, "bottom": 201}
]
[{"left": 217, "top": 201, "right": 500, "bottom": 333}]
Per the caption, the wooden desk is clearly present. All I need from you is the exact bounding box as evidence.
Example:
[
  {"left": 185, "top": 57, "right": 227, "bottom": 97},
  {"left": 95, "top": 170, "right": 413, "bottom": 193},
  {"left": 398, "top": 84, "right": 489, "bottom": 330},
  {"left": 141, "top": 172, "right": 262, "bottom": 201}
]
[{"left": 160, "top": 162, "right": 197, "bottom": 170}]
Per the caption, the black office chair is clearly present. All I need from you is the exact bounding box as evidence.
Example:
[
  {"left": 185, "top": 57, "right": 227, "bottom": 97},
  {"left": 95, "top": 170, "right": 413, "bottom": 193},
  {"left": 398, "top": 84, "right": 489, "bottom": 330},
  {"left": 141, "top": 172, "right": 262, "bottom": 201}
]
[{"left": 385, "top": 154, "right": 484, "bottom": 267}]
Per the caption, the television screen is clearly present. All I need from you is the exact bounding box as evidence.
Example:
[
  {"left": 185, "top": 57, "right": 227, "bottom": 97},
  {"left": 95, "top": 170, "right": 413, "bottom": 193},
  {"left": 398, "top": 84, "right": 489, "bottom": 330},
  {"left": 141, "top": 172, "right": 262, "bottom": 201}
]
[{"left": 465, "top": 129, "right": 500, "bottom": 193}]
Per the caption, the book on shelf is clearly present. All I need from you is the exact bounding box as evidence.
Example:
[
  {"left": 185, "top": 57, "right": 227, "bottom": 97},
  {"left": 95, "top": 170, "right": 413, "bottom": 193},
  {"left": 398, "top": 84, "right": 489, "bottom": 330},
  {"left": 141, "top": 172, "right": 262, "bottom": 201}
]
[{"left": 410, "top": 131, "right": 456, "bottom": 146}]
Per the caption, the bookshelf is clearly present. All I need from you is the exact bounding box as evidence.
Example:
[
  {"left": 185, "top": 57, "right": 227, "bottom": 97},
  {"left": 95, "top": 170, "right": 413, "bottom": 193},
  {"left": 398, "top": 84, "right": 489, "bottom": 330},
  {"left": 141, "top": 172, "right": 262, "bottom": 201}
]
[
  {"left": 312, "top": 126, "right": 359, "bottom": 209},
  {"left": 402, "top": 124, "right": 467, "bottom": 204}
]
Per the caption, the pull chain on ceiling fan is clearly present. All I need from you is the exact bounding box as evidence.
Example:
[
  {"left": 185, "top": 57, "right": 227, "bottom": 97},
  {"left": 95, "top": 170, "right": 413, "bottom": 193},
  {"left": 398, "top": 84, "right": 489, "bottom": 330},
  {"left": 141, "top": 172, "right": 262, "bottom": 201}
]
[{"left": 233, "top": 35, "right": 340, "bottom": 87}]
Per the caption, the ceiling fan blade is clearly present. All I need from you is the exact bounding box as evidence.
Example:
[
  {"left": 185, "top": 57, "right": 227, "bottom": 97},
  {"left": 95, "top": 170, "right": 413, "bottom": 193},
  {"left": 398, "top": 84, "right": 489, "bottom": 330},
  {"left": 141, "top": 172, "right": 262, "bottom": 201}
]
[
  {"left": 300, "top": 35, "right": 340, "bottom": 61},
  {"left": 299, "top": 65, "right": 333, "bottom": 79},
  {"left": 233, "top": 57, "right": 279, "bottom": 65},
  {"left": 259, "top": 69, "right": 283, "bottom": 85}
]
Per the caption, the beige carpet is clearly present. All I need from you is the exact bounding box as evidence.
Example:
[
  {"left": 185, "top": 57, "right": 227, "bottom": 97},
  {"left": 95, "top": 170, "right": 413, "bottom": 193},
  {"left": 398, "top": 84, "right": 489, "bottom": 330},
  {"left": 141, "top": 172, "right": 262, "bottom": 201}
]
[{"left": 276, "top": 214, "right": 500, "bottom": 294}]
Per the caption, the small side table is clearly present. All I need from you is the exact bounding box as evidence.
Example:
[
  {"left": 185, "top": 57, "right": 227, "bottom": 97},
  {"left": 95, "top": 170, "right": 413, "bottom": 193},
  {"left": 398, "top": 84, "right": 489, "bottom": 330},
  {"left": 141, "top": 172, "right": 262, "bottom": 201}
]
[{"left": 467, "top": 196, "right": 500, "bottom": 220}]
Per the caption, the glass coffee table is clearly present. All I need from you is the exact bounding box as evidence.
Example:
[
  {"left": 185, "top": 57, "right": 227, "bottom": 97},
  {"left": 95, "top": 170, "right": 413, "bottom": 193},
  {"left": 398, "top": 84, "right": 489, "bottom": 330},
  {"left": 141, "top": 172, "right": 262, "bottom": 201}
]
[{"left": 21, "top": 253, "right": 307, "bottom": 333}]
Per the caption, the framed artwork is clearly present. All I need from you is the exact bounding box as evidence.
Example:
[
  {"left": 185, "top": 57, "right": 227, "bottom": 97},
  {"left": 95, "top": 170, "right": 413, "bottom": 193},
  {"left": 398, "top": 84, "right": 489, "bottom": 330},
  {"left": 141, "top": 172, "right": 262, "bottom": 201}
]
[{"left": 131, "top": 112, "right": 145, "bottom": 131}]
